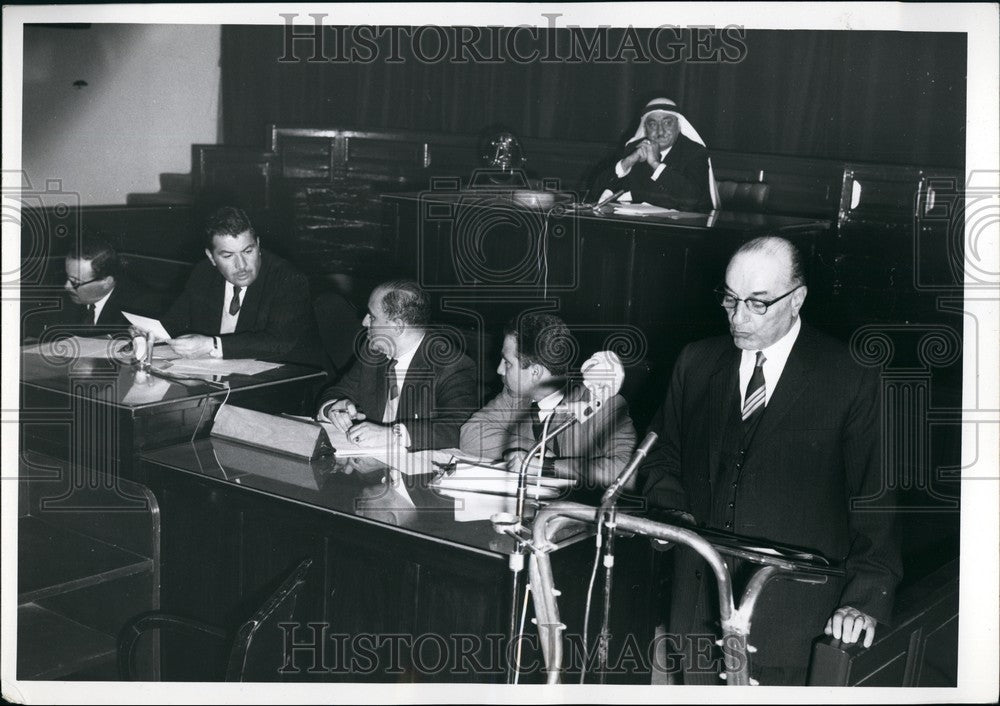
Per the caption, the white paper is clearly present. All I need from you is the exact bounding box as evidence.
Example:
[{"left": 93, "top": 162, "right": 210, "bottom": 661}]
[
  {"left": 158, "top": 357, "right": 282, "bottom": 376},
  {"left": 121, "top": 311, "right": 172, "bottom": 341},
  {"left": 437, "top": 488, "right": 518, "bottom": 523},
  {"left": 431, "top": 463, "right": 573, "bottom": 499},
  {"left": 611, "top": 202, "right": 680, "bottom": 217}
]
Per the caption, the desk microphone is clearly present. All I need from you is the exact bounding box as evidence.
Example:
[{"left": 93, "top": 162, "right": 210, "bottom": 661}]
[
  {"left": 600, "top": 430, "right": 658, "bottom": 509},
  {"left": 593, "top": 189, "right": 627, "bottom": 209}
]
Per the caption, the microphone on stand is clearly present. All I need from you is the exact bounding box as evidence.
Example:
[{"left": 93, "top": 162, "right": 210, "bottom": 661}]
[
  {"left": 600, "top": 430, "right": 658, "bottom": 511},
  {"left": 513, "top": 351, "right": 626, "bottom": 523}
]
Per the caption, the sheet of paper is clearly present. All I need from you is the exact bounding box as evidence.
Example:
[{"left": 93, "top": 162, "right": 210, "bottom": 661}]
[
  {"left": 159, "top": 357, "right": 283, "bottom": 376},
  {"left": 612, "top": 202, "right": 679, "bottom": 217},
  {"left": 431, "top": 464, "right": 573, "bottom": 499},
  {"left": 437, "top": 488, "right": 517, "bottom": 523},
  {"left": 122, "top": 311, "right": 172, "bottom": 341},
  {"left": 22, "top": 336, "right": 123, "bottom": 359}
]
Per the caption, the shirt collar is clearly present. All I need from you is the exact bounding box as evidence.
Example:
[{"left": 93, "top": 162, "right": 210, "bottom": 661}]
[
  {"left": 535, "top": 388, "right": 564, "bottom": 413},
  {"left": 391, "top": 334, "right": 424, "bottom": 370},
  {"left": 91, "top": 287, "right": 114, "bottom": 321}
]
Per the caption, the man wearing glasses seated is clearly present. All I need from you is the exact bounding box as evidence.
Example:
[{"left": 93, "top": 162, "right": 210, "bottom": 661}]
[
  {"left": 24, "top": 232, "right": 157, "bottom": 340},
  {"left": 641, "top": 236, "right": 901, "bottom": 685}
]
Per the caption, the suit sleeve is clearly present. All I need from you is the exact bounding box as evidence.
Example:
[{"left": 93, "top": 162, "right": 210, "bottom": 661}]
[
  {"left": 316, "top": 357, "right": 369, "bottom": 413},
  {"left": 641, "top": 346, "right": 692, "bottom": 512},
  {"left": 220, "top": 267, "right": 314, "bottom": 361},
  {"left": 407, "top": 356, "right": 478, "bottom": 451},
  {"left": 159, "top": 268, "right": 198, "bottom": 338},
  {"left": 628, "top": 141, "right": 711, "bottom": 211},
  {"left": 571, "top": 395, "right": 638, "bottom": 489},
  {"left": 838, "top": 365, "right": 902, "bottom": 624},
  {"left": 459, "top": 389, "right": 524, "bottom": 459}
]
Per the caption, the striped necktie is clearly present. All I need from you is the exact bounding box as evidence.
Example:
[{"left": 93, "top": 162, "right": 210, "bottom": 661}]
[
  {"left": 741, "top": 351, "right": 766, "bottom": 422},
  {"left": 229, "top": 286, "right": 242, "bottom": 316}
]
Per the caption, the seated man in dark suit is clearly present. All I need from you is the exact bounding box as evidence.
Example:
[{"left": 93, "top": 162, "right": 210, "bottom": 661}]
[
  {"left": 49, "top": 233, "right": 155, "bottom": 333},
  {"left": 316, "top": 280, "right": 478, "bottom": 451},
  {"left": 593, "top": 97, "right": 718, "bottom": 212},
  {"left": 161, "top": 207, "right": 321, "bottom": 365},
  {"left": 459, "top": 313, "right": 637, "bottom": 490},
  {"left": 641, "top": 236, "right": 901, "bottom": 685}
]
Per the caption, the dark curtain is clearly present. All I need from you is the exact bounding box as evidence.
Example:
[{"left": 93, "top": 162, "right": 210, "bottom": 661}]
[{"left": 221, "top": 26, "right": 965, "bottom": 167}]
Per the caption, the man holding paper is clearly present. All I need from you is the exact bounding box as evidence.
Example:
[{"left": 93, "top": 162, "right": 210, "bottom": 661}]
[
  {"left": 160, "top": 207, "right": 321, "bottom": 366},
  {"left": 459, "top": 313, "right": 637, "bottom": 490},
  {"left": 316, "top": 280, "right": 478, "bottom": 452}
]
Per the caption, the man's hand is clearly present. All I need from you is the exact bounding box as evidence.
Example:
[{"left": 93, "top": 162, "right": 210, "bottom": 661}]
[
  {"left": 167, "top": 334, "right": 215, "bottom": 358},
  {"left": 824, "top": 606, "right": 877, "bottom": 648},
  {"left": 503, "top": 449, "right": 544, "bottom": 476},
  {"left": 346, "top": 421, "right": 396, "bottom": 449},
  {"left": 321, "top": 399, "right": 365, "bottom": 431}
]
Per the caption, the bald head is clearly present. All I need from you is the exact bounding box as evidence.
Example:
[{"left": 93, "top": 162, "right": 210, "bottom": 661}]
[{"left": 723, "top": 236, "right": 807, "bottom": 350}]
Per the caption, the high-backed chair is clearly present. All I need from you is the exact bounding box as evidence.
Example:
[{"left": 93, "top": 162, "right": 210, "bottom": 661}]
[
  {"left": 313, "top": 290, "right": 363, "bottom": 379},
  {"left": 716, "top": 179, "right": 771, "bottom": 213},
  {"left": 118, "top": 558, "right": 313, "bottom": 682}
]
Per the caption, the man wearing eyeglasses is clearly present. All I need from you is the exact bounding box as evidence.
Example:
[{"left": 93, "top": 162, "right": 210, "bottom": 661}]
[
  {"left": 642, "top": 236, "right": 900, "bottom": 685},
  {"left": 26, "top": 233, "right": 156, "bottom": 339}
]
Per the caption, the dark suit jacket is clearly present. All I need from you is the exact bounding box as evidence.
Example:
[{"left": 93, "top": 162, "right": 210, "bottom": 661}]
[
  {"left": 459, "top": 385, "right": 637, "bottom": 489},
  {"left": 317, "top": 333, "right": 479, "bottom": 451},
  {"left": 161, "top": 251, "right": 321, "bottom": 366},
  {"left": 27, "top": 277, "right": 160, "bottom": 340},
  {"left": 642, "top": 324, "right": 901, "bottom": 669},
  {"left": 595, "top": 134, "right": 712, "bottom": 212}
]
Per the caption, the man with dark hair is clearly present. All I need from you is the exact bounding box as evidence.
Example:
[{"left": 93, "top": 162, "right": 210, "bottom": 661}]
[
  {"left": 32, "top": 232, "right": 157, "bottom": 337},
  {"left": 161, "top": 206, "right": 321, "bottom": 365},
  {"left": 641, "top": 235, "right": 900, "bottom": 685},
  {"left": 460, "top": 313, "right": 637, "bottom": 489},
  {"left": 316, "top": 280, "right": 477, "bottom": 451}
]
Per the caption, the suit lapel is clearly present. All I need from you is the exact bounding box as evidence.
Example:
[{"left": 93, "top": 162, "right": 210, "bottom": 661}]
[
  {"left": 752, "top": 325, "right": 817, "bottom": 446},
  {"left": 707, "top": 345, "right": 740, "bottom": 488}
]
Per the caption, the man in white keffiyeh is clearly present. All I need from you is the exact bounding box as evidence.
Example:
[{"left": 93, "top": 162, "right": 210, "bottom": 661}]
[{"left": 595, "top": 97, "right": 719, "bottom": 211}]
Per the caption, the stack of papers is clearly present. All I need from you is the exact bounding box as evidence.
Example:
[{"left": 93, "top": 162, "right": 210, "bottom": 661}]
[
  {"left": 612, "top": 203, "right": 679, "bottom": 217},
  {"left": 431, "top": 463, "right": 574, "bottom": 499}
]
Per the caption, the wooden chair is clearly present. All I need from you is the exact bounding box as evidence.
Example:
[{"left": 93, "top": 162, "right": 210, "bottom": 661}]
[{"left": 118, "top": 558, "right": 313, "bottom": 682}]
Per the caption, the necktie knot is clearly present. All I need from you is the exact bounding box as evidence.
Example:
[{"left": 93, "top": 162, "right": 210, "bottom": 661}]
[
  {"left": 229, "top": 286, "right": 242, "bottom": 316},
  {"left": 755, "top": 351, "right": 766, "bottom": 368}
]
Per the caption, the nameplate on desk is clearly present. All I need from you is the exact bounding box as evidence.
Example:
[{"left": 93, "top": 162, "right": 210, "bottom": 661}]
[{"left": 211, "top": 405, "right": 332, "bottom": 459}]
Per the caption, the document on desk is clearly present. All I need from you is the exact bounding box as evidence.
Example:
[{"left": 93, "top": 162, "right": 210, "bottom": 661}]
[
  {"left": 431, "top": 464, "right": 574, "bottom": 499},
  {"left": 611, "top": 203, "right": 679, "bottom": 217},
  {"left": 22, "top": 336, "right": 123, "bottom": 359},
  {"left": 121, "top": 312, "right": 172, "bottom": 342},
  {"left": 161, "top": 357, "right": 283, "bottom": 376}
]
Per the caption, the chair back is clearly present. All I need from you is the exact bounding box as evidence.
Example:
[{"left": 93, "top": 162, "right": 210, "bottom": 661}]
[{"left": 224, "top": 558, "right": 313, "bottom": 681}]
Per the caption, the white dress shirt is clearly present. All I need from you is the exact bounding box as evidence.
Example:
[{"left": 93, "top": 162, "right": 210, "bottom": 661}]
[
  {"left": 91, "top": 288, "right": 114, "bottom": 324},
  {"left": 738, "top": 316, "right": 802, "bottom": 407},
  {"left": 381, "top": 335, "right": 424, "bottom": 424}
]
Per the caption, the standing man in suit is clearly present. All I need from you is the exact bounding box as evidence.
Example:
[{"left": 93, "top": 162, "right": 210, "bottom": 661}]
[
  {"left": 642, "top": 236, "right": 900, "bottom": 685},
  {"left": 316, "top": 280, "right": 478, "bottom": 451},
  {"left": 161, "top": 207, "right": 321, "bottom": 366},
  {"left": 460, "top": 313, "right": 637, "bottom": 490},
  {"left": 594, "top": 97, "right": 719, "bottom": 212}
]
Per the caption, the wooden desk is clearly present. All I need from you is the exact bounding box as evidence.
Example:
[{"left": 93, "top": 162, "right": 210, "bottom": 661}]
[
  {"left": 137, "top": 439, "right": 655, "bottom": 683},
  {"left": 19, "top": 347, "right": 325, "bottom": 498}
]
